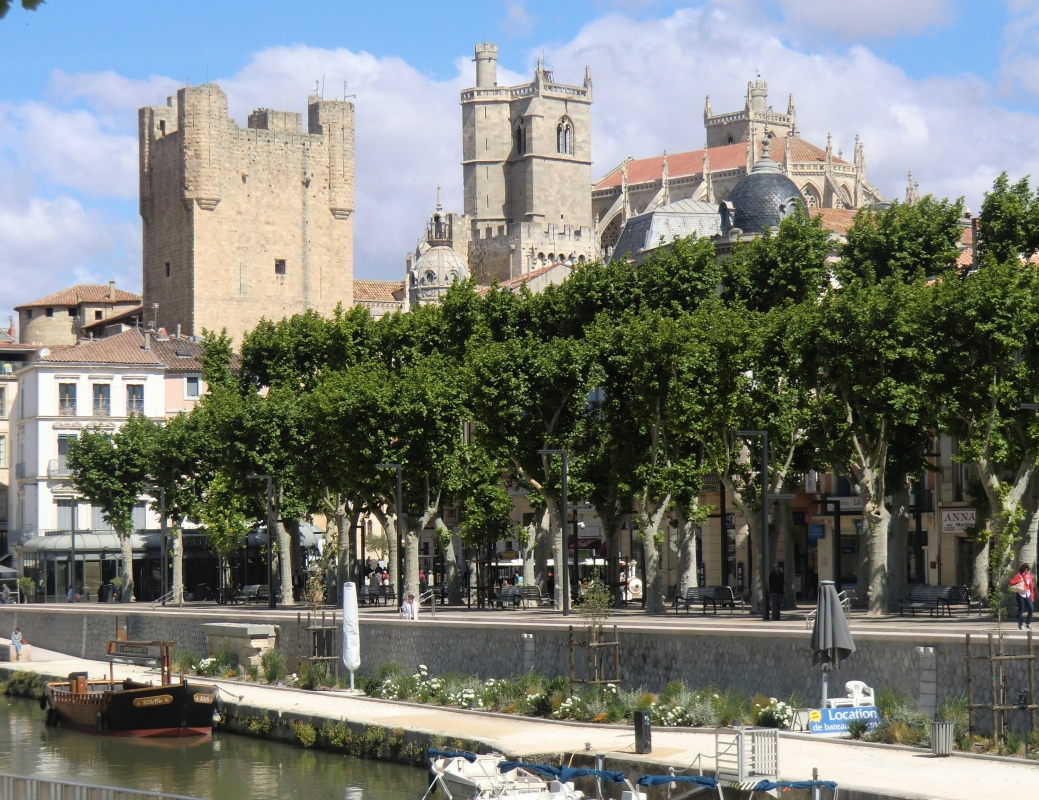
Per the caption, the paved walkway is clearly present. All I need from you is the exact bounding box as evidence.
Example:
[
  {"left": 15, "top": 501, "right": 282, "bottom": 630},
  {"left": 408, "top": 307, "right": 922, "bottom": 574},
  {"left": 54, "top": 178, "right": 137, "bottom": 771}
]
[{"left": 2, "top": 641, "right": 1035, "bottom": 800}]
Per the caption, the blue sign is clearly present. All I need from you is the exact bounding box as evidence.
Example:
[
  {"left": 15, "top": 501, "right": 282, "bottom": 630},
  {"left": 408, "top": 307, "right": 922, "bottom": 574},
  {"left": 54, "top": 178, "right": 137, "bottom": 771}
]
[
  {"left": 724, "top": 513, "right": 735, "bottom": 529},
  {"left": 809, "top": 524, "right": 826, "bottom": 540},
  {"left": 808, "top": 706, "right": 880, "bottom": 734}
]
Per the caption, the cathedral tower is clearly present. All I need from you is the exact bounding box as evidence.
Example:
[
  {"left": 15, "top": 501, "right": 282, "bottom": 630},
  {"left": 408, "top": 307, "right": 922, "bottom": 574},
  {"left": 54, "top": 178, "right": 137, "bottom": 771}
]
[
  {"left": 461, "top": 44, "right": 596, "bottom": 282},
  {"left": 139, "top": 83, "right": 355, "bottom": 346}
]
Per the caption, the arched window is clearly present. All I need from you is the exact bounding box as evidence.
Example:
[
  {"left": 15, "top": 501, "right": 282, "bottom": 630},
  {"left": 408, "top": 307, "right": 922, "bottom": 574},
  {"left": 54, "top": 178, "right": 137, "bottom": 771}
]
[
  {"left": 557, "top": 117, "right": 574, "bottom": 155},
  {"left": 515, "top": 120, "right": 526, "bottom": 156}
]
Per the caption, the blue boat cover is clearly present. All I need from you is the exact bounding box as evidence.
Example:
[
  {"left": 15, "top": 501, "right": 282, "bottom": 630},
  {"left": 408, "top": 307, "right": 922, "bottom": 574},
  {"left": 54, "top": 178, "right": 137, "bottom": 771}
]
[
  {"left": 498, "top": 762, "right": 626, "bottom": 784},
  {"left": 427, "top": 748, "right": 478, "bottom": 763},
  {"left": 753, "top": 780, "right": 838, "bottom": 792},
  {"left": 636, "top": 775, "right": 719, "bottom": 788}
]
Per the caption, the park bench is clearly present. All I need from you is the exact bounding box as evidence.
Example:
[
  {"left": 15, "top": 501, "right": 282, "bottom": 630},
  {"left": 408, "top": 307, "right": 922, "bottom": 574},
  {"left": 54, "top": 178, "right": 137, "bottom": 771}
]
[
  {"left": 673, "top": 586, "right": 718, "bottom": 614},
  {"left": 232, "top": 584, "right": 266, "bottom": 604},
  {"left": 494, "top": 585, "right": 521, "bottom": 609},
  {"left": 899, "top": 585, "right": 950, "bottom": 616},
  {"left": 713, "top": 585, "right": 748, "bottom": 614},
  {"left": 377, "top": 585, "right": 397, "bottom": 606},
  {"left": 942, "top": 585, "right": 983, "bottom": 616},
  {"left": 518, "top": 585, "right": 549, "bottom": 608}
]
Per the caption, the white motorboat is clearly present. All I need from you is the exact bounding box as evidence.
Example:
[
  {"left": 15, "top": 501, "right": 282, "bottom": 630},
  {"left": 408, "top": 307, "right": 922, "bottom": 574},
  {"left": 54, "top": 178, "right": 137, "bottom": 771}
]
[{"left": 425, "top": 750, "right": 586, "bottom": 800}]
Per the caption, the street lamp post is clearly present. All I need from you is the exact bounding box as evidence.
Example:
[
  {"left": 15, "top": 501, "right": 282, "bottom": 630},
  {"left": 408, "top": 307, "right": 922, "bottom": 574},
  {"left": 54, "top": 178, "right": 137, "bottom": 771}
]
[
  {"left": 69, "top": 499, "right": 77, "bottom": 601},
  {"left": 246, "top": 474, "right": 276, "bottom": 609},
  {"left": 538, "top": 449, "right": 570, "bottom": 616},
  {"left": 376, "top": 464, "right": 404, "bottom": 606}
]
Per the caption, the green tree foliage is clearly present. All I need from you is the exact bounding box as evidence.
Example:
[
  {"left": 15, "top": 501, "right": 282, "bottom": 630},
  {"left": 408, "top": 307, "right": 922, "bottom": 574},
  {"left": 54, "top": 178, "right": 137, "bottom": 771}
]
[
  {"left": 0, "top": 0, "right": 43, "bottom": 20},
  {"left": 976, "top": 172, "right": 1039, "bottom": 265},
  {"left": 66, "top": 414, "right": 158, "bottom": 602}
]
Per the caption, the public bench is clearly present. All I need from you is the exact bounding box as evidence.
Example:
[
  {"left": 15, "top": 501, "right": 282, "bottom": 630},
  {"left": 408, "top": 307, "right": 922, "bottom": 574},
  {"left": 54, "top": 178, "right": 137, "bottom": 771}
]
[
  {"left": 942, "top": 585, "right": 983, "bottom": 616},
  {"left": 899, "top": 585, "right": 950, "bottom": 616},
  {"left": 376, "top": 585, "right": 397, "bottom": 606},
  {"left": 713, "top": 585, "right": 748, "bottom": 614},
  {"left": 518, "top": 585, "right": 549, "bottom": 608},
  {"left": 673, "top": 586, "right": 719, "bottom": 614},
  {"left": 494, "top": 585, "right": 521, "bottom": 609},
  {"left": 231, "top": 584, "right": 268, "bottom": 605}
]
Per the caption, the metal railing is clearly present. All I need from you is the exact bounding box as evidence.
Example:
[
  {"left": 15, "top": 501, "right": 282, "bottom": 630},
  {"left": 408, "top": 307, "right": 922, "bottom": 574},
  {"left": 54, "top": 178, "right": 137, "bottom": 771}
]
[
  {"left": 715, "top": 727, "right": 779, "bottom": 784},
  {"left": 92, "top": 399, "right": 111, "bottom": 416},
  {"left": 127, "top": 400, "right": 144, "bottom": 414},
  {"left": 151, "top": 589, "right": 175, "bottom": 608},
  {"left": 0, "top": 772, "right": 205, "bottom": 800},
  {"left": 59, "top": 400, "right": 77, "bottom": 416},
  {"left": 805, "top": 591, "right": 852, "bottom": 629}
]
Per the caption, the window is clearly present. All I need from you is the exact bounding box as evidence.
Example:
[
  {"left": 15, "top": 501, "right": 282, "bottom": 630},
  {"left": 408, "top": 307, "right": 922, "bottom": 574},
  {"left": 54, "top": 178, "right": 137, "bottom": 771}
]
[
  {"left": 556, "top": 118, "right": 573, "bottom": 155},
  {"left": 186, "top": 376, "right": 200, "bottom": 398},
  {"left": 56, "top": 498, "right": 73, "bottom": 531},
  {"left": 67, "top": 308, "right": 76, "bottom": 317},
  {"left": 45, "top": 308, "right": 53, "bottom": 318},
  {"left": 94, "top": 310, "right": 103, "bottom": 321},
  {"left": 165, "top": 262, "right": 171, "bottom": 278},
  {"left": 275, "top": 259, "right": 287, "bottom": 275},
  {"left": 0, "top": 387, "right": 5, "bottom": 417},
  {"left": 0, "top": 435, "right": 5, "bottom": 467},
  {"left": 59, "top": 383, "right": 77, "bottom": 416},
  {"left": 126, "top": 384, "right": 144, "bottom": 415},
  {"left": 57, "top": 433, "right": 76, "bottom": 474},
  {"left": 514, "top": 122, "right": 525, "bottom": 156},
  {"left": 132, "top": 502, "right": 147, "bottom": 531},
  {"left": 91, "top": 505, "right": 113, "bottom": 532},
  {"left": 92, "top": 384, "right": 110, "bottom": 416}
]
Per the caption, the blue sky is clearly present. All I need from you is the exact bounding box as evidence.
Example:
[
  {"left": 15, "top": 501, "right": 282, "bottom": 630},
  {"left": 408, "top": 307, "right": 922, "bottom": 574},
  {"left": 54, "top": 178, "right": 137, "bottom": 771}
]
[{"left": 0, "top": 0, "right": 1037, "bottom": 329}]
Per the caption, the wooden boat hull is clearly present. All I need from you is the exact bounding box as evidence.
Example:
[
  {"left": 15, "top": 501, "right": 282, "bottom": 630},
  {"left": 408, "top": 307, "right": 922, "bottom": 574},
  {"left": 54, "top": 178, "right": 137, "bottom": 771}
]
[{"left": 47, "top": 680, "right": 218, "bottom": 737}]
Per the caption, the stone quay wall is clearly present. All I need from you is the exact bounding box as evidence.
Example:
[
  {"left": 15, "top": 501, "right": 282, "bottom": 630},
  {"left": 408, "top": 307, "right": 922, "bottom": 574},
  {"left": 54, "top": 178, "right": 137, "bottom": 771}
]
[{"left": 0, "top": 605, "right": 1026, "bottom": 725}]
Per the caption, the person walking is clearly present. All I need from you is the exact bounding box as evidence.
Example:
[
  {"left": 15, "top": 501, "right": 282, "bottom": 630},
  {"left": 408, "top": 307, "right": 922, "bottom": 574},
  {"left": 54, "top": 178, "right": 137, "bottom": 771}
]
[
  {"left": 768, "top": 563, "right": 785, "bottom": 621},
  {"left": 0, "top": 584, "right": 9, "bottom": 605},
  {"left": 401, "top": 593, "right": 419, "bottom": 620},
  {"left": 1010, "top": 563, "right": 1034, "bottom": 630}
]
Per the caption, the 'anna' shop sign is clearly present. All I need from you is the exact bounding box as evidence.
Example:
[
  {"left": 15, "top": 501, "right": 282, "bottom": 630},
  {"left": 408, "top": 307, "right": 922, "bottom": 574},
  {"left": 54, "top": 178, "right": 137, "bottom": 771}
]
[{"left": 941, "top": 508, "right": 976, "bottom": 534}]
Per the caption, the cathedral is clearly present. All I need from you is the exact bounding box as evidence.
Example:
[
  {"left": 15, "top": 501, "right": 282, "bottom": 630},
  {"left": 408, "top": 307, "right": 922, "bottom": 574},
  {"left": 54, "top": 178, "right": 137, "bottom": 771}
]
[{"left": 397, "top": 47, "right": 889, "bottom": 308}]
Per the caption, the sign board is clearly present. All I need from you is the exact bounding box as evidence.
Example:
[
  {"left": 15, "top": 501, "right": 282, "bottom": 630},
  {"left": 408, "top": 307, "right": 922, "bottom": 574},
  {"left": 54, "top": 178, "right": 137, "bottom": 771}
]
[
  {"left": 838, "top": 496, "right": 862, "bottom": 510},
  {"left": 107, "top": 641, "right": 163, "bottom": 663},
  {"left": 809, "top": 524, "right": 826, "bottom": 541},
  {"left": 792, "top": 512, "right": 806, "bottom": 526},
  {"left": 941, "top": 508, "right": 976, "bottom": 534},
  {"left": 808, "top": 706, "right": 880, "bottom": 734},
  {"left": 805, "top": 471, "right": 818, "bottom": 494},
  {"left": 724, "top": 513, "right": 735, "bottom": 529}
]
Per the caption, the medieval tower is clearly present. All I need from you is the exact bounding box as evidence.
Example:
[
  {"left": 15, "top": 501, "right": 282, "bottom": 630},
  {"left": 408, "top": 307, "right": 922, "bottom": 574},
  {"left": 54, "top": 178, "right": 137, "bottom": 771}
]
[
  {"left": 139, "top": 84, "right": 354, "bottom": 346},
  {"left": 461, "top": 44, "right": 596, "bottom": 283}
]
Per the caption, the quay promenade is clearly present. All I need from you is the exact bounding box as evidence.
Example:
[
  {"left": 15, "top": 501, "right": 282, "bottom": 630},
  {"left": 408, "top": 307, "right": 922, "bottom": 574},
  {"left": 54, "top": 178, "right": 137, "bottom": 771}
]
[{"left": 0, "top": 639, "right": 1034, "bottom": 800}]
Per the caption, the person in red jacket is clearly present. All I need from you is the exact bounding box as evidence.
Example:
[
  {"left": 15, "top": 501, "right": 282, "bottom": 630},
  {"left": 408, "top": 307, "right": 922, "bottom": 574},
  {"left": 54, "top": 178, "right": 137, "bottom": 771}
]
[{"left": 1010, "top": 563, "right": 1034, "bottom": 630}]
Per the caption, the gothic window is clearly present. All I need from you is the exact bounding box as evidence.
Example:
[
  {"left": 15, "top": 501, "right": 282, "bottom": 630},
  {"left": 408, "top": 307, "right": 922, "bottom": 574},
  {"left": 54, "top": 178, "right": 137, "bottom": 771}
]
[
  {"left": 802, "top": 185, "right": 820, "bottom": 208},
  {"left": 514, "top": 121, "right": 526, "bottom": 156},
  {"left": 557, "top": 118, "right": 573, "bottom": 155}
]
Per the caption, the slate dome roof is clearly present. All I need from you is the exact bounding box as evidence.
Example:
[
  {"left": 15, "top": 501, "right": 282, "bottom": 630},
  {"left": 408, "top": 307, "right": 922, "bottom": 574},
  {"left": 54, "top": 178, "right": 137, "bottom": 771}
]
[{"left": 721, "top": 143, "right": 804, "bottom": 236}]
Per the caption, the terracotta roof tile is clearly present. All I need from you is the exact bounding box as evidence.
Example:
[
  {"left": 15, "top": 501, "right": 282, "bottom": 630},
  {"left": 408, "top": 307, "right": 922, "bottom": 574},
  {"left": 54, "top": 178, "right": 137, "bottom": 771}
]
[
  {"left": 353, "top": 280, "right": 404, "bottom": 303},
  {"left": 16, "top": 284, "right": 141, "bottom": 310},
  {"left": 39, "top": 329, "right": 163, "bottom": 365},
  {"left": 807, "top": 207, "right": 859, "bottom": 236},
  {"left": 149, "top": 336, "right": 205, "bottom": 373},
  {"left": 594, "top": 137, "right": 846, "bottom": 191}
]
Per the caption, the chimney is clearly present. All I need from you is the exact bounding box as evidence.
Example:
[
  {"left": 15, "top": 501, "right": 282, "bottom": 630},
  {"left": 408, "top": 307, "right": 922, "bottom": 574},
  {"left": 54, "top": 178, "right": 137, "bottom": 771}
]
[
  {"left": 143, "top": 331, "right": 151, "bottom": 351},
  {"left": 108, "top": 280, "right": 115, "bottom": 301},
  {"left": 175, "top": 323, "right": 181, "bottom": 338}
]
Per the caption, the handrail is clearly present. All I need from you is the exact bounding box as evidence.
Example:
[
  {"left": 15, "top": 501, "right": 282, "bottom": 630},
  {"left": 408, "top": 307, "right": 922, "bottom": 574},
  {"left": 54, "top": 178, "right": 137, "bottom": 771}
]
[
  {"left": 0, "top": 772, "right": 204, "bottom": 800},
  {"left": 151, "top": 589, "right": 175, "bottom": 608},
  {"left": 805, "top": 591, "right": 852, "bottom": 629},
  {"left": 419, "top": 589, "right": 436, "bottom": 617}
]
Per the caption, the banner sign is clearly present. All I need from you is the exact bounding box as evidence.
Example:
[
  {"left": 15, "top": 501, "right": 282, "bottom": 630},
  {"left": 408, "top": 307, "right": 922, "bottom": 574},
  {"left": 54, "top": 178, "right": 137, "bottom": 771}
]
[
  {"left": 808, "top": 706, "right": 880, "bottom": 734},
  {"left": 941, "top": 508, "right": 976, "bottom": 534},
  {"left": 809, "top": 524, "right": 826, "bottom": 540}
]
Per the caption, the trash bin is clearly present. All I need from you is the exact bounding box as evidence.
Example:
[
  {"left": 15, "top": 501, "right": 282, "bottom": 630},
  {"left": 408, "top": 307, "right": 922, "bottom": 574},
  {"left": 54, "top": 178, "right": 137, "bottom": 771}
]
[{"left": 931, "top": 721, "right": 954, "bottom": 756}]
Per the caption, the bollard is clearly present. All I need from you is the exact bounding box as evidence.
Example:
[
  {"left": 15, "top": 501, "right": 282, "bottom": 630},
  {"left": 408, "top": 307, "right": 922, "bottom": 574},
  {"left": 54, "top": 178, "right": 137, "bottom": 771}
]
[{"left": 634, "top": 710, "right": 652, "bottom": 754}]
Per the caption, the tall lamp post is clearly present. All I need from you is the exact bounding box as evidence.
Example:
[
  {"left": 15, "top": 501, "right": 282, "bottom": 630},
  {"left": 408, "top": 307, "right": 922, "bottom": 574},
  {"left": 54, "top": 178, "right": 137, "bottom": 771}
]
[
  {"left": 538, "top": 449, "right": 571, "bottom": 616},
  {"left": 376, "top": 463, "right": 404, "bottom": 606},
  {"left": 246, "top": 474, "right": 276, "bottom": 609}
]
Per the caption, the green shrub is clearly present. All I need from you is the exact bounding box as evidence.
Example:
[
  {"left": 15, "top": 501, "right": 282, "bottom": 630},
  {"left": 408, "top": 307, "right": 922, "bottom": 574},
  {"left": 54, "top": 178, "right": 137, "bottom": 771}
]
[
  {"left": 848, "top": 719, "right": 869, "bottom": 740},
  {"left": 260, "top": 649, "right": 286, "bottom": 684},
  {"left": 712, "top": 689, "right": 749, "bottom": 727},
  {"left": 874, "top": 692, "right": 929, "bottom": 746},
  {"left": 298, "top": 661, "right": 331, "bottom": 690},
  {"left": 1003, "top": 730, "right": 1023, "bottom": 756},
  {"left": 176, "top": 651, "right": 199, "bottom": 674},
  {"left": 291, "top": 720, "right": 317, "bottom": 747},
  {"left": 1, "top": 671, "right": 43, "bottom": 698},
  {"left": 935, "top": 695, "right": 969, "bottom": 745},
  {"left": 246, "top": 713, "right": 272, "bottom": 735},
  {"left": 246, "top": 664, "right": 260, "bottom": 682}
]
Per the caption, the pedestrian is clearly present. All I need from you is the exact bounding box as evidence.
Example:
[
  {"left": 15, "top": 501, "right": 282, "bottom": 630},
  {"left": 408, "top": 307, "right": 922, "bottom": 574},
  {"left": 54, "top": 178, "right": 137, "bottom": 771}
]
[
  {"left": 768, "top": 563, "right": 784, "bottom": 621},
  {"left": 401, "top": 592, "right": 419, "bottom": 620},
  {"left": 11, "top": 626, "right": 25, "bottom": 661},
  {"left": 0, "top": 584, "right": 9, "bottom": 605},
  {"left": 1010, "top": 563, "right": 1034, "bottom": 630}
]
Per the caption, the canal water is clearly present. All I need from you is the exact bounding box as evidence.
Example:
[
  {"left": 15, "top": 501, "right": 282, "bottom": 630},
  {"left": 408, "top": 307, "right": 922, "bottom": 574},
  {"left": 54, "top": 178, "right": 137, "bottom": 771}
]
[{"left": 0, "top": 696, "right": 427, "bottom": 799}]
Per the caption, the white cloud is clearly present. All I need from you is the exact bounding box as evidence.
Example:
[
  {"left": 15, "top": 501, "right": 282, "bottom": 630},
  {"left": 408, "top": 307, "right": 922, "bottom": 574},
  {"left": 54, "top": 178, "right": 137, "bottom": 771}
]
[
  {"left": 775, "top": 0, "right": 953, "bottom": 39},
  {"left": 1000, "top": 0, "right": 1039, "bottom": 97},
  {"left": 502, "top": 1, "right": 536, "bottom": 38}
]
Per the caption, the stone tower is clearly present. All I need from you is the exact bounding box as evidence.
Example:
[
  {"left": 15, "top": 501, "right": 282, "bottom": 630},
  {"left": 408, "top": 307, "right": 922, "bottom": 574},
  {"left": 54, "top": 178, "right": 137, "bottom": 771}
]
[
  {"left": 461, "top": 44, "right": 596, "bottom": 283},
  {"left": 704, "top": 79, "right": 795, "bottom": 148},
  {"left": 139, "top": 83, "right": 354, "bottom": 346}
]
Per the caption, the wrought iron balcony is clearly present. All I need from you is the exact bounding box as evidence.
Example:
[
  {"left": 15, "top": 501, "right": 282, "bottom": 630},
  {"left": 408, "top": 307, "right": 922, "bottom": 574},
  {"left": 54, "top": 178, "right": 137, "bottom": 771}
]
[
  {"left": 47, "top": 458, "right": 69, "bottom": 478},
  {"left": 92, "top": 400, "right": 111, "bottom": 416},
  {"left": 127, "top": 400, "right": 144, "bottom": 415},
  {"left": 59, "top": 400, "right": 77, "bottom": 416}
]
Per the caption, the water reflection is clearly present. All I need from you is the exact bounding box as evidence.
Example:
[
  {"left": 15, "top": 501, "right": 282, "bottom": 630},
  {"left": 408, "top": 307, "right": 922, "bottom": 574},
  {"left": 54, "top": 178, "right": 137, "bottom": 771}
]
[{"left": 0, "top": 696, "right": 426, "bottom": 799}]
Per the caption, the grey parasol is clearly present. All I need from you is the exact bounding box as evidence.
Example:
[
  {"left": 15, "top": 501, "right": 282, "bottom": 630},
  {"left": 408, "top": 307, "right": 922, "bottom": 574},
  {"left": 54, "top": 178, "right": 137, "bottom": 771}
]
[{"left": 810, "top": 580, "right": 855, "bottom": 705}]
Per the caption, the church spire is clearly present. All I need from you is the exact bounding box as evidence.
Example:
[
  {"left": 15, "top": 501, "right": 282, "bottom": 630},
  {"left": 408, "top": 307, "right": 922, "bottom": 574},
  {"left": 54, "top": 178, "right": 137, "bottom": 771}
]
[
  {"left": 621, "top": 158, "right": 631, "bottom": 221},
  {"left": 435, "top": 184, "right": 442, "bottom": 213},
  {"left": 905, "top": 171, "right": 920, "bottom": 204}
]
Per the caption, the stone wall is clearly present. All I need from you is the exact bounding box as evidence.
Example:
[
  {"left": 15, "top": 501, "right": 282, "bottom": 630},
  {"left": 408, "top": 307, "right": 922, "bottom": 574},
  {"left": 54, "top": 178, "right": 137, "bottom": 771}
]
[{"left": 1, "top": 605, "right": 1029, "bottom": 733}]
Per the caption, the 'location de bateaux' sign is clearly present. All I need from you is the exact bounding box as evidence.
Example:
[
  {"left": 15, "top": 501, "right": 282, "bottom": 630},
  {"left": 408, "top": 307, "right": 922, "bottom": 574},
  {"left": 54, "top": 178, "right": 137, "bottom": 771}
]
[{"left": 808, "top": 707, "right": 879, "bottom": 734}]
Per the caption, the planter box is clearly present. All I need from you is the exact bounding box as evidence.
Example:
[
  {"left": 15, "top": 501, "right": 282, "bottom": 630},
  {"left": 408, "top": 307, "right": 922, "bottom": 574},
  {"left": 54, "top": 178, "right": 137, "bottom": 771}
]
[{"left": 202, "top": 623, "right": 278, "bottom": 667}]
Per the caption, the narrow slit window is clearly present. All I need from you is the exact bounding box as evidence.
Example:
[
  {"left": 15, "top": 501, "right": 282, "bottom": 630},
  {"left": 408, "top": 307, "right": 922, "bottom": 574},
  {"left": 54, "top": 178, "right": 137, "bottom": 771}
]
[
  {"left": 275, "top": 259, "right": 287, "bottom": 275},
  {"left": 165, "top": 262, "right": 171, "bottom": 278}
]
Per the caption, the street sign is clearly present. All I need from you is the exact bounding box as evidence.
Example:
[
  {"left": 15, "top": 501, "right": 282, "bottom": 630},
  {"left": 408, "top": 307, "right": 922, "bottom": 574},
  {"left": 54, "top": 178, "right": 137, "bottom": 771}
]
[
  {"left": 808, "top": 707, "right": 879, "bottom": 734},
  {"left": 809, "top": 523, "right": 826, "bottom": 540}
]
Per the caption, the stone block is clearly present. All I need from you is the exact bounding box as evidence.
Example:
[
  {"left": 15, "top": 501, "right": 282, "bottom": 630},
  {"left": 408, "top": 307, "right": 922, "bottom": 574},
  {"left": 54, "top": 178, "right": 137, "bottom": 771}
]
[
  {"left": 1, "top": 644, "right": 30, "bottom": 662},
  {"left": 201, "top": 623, "right": 278, "bottom": 667}
]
